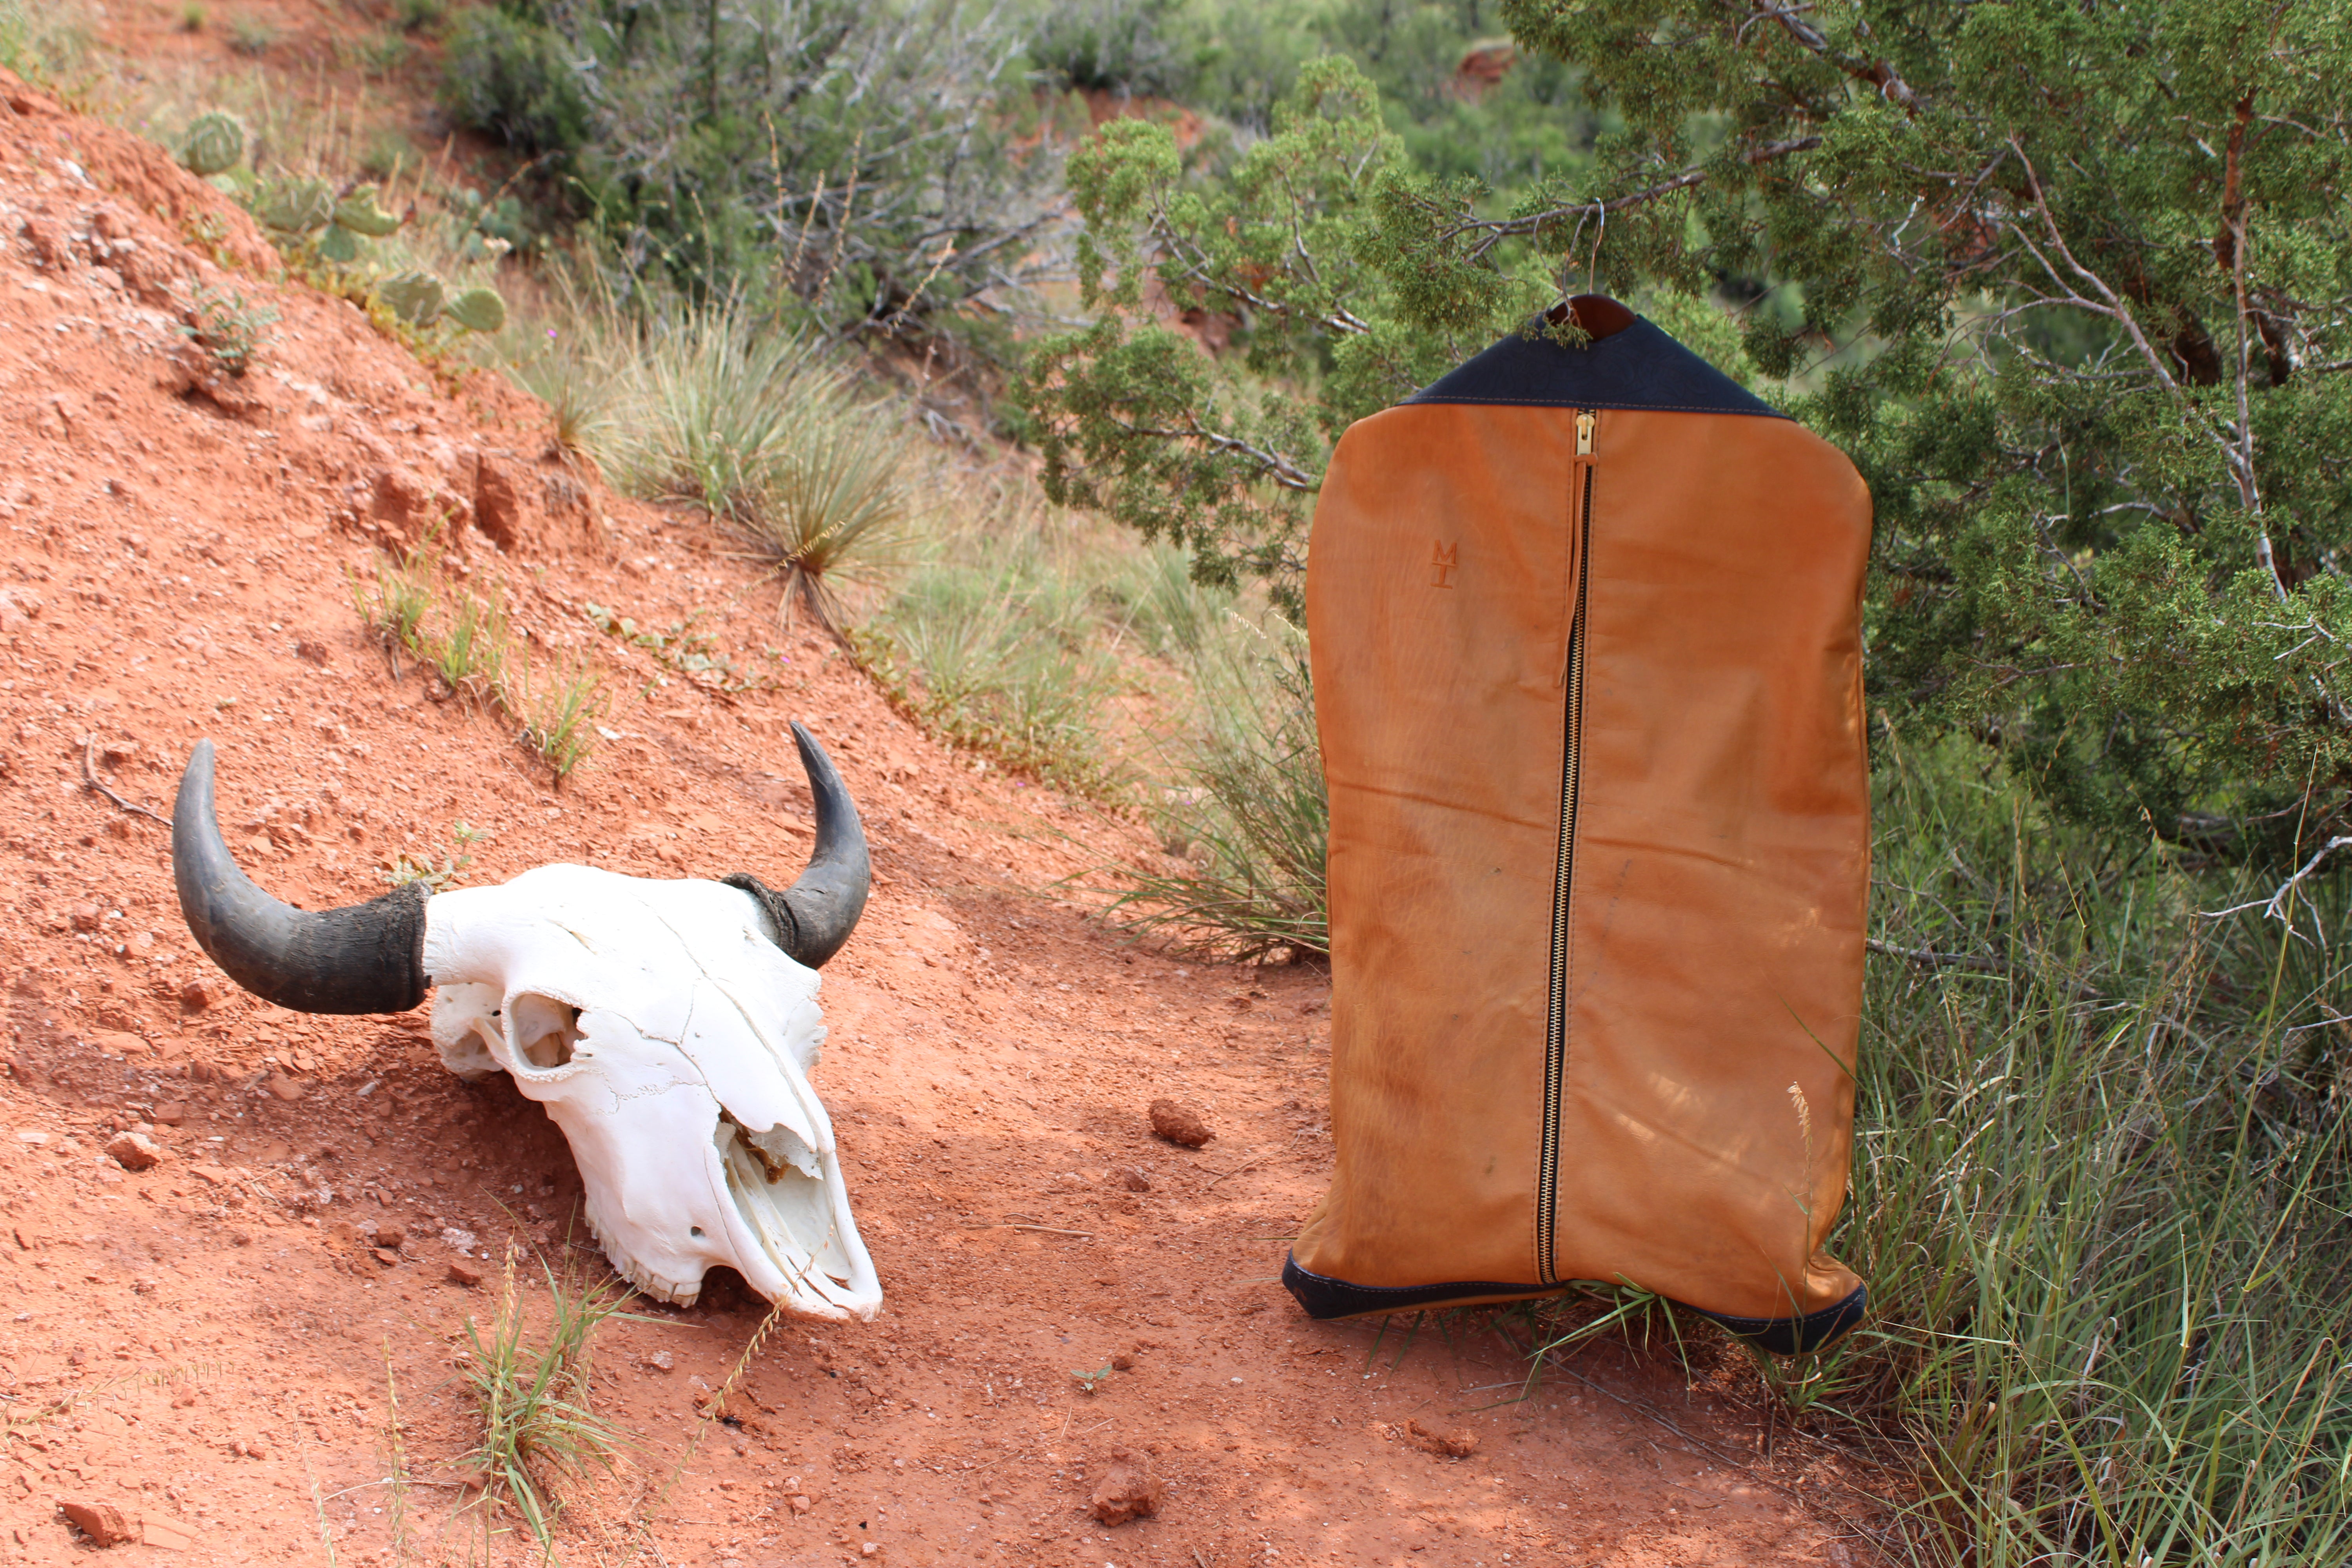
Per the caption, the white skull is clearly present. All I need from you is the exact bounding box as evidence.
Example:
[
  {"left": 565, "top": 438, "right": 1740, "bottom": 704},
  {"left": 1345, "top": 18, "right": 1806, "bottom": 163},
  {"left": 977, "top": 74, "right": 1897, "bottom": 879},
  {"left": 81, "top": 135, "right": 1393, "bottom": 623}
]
[
  {"left": 423, "top": 864, "right": 879, "bottom": 1318},
  {"left": 169, "top": 724, "right": 877, "bottom": 1324}
]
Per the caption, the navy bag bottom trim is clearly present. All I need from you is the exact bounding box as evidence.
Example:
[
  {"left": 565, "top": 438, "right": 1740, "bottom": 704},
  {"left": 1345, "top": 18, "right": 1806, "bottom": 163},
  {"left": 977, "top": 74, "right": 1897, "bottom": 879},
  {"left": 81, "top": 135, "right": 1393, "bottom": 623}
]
[{"left": 1282, "top": 1255, "right": 1866, "bottom": 1356}]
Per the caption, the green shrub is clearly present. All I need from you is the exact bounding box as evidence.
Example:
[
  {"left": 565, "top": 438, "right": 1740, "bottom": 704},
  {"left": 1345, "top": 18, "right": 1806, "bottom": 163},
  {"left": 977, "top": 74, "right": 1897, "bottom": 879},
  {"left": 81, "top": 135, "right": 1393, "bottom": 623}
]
[
  {"left": 1027, "top": 0, "right": 1188, "bottom": 95},
  {"left": 437, "top": 4, "right": 591, "bottom": 159}
]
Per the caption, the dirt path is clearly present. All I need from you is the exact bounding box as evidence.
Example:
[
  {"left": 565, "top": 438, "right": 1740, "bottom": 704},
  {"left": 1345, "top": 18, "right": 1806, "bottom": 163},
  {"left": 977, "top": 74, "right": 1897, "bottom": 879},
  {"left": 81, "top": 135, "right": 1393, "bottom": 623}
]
[{"left": 0, "top": 72, "right": 1862, "bottom": 1566}]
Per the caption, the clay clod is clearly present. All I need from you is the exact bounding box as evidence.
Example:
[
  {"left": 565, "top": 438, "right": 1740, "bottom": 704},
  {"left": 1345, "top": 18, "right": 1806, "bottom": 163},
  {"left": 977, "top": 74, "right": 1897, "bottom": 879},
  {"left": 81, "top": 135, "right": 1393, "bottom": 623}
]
[
  {"left": 106, "top": 1130, "right": 165, "bottom": 1171},
  {"left": 1148, "top": 1098, "right": 1211, "bottom": 1148},
  {"left": 60, "top": 1499, "right": 136, "bottom": 1546},
  {"left": 1089, "top": 1448, "right": 1163, "bottom": 1526}
]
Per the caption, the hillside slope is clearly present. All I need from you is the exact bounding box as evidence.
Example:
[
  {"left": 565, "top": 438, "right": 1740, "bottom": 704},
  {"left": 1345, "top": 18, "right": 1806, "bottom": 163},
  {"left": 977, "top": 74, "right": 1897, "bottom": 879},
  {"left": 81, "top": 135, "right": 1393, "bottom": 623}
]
[{"left": 0, "top": 69, "right": 1863, "bottom": 1568}]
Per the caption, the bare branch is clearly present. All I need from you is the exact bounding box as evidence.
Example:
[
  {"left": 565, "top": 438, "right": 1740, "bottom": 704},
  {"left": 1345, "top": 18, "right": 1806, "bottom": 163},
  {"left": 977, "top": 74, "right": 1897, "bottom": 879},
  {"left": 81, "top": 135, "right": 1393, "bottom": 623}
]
[{"left": 2201, "top": 836, "right": 2352, "bottom": 922}]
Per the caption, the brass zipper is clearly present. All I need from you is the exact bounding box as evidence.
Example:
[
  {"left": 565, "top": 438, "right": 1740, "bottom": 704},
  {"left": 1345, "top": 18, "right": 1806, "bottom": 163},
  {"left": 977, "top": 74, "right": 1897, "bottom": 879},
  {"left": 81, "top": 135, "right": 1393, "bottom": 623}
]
[{"left": 1537, "top": 408, "right": 1596, "bottom": 1285}]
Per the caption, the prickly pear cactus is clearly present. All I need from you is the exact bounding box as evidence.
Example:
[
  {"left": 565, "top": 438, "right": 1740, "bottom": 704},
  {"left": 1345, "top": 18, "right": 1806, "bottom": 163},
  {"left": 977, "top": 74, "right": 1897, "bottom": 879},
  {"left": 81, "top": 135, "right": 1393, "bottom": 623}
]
[
  {"left": 255, "top": 178, "right": 335, "bottom": 237},
  {"left": 333, "top": 185, "right": 405, "bottom": 238},
  {"left": 443, "top": 286, "right": 507, "bottom": 334},
  {"left": 376, "top": 270, "right": 447, "bottom": 326},
  {"left": 180, "top": 112, "right": 245, "bottom": 178}
]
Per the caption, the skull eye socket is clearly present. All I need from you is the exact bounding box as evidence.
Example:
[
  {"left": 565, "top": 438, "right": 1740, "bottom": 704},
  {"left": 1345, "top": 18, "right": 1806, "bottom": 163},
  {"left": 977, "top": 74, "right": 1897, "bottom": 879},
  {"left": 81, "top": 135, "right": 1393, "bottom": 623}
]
[{"left": 508, "top": 993, "right": 583, "bottom": 1070}]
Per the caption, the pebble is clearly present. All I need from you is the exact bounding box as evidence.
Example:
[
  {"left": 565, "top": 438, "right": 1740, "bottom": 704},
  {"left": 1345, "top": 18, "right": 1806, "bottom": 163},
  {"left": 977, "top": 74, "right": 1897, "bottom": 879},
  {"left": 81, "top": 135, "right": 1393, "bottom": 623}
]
[
  {"left": 1147, "top": 1098, "right": 1212, "bottom": 1148},
  {"left": 263, "top": 1073, "right": 304, "bottom": 1102},
  {"left": 152, "top": 1101, "right": 188, "bottom": 1126},
  {"left": 372, "top": 1247, "right": 401, "bottom": 1268},
  {"left": 69, "top": 903, "right": 102, "bottom": 933},
  {"left": 106, "top": 1130, "right": 165, "bottom": 1170},
  {"left": 446, "top": 1261, "right": 483, "bottom": 1287},
  {"left": 1118, "top": 1167, "right": 1152, "bottom": 1192},
  {"left": 645, "top": 1350, "right": 676, "bottom": 1372},
  {"left": 374, "top": 1221, "right": 406, "bottom": 1249},
  {"left": 179, "top": 977, "right": 221, "bottom": 1011}
]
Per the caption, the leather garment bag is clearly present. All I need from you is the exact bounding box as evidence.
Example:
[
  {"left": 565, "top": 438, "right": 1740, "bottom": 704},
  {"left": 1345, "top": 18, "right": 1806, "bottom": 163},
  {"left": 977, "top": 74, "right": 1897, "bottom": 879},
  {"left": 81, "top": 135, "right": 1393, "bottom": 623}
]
[{"left": 1284, "top": 298, "right": 1873, "bottom": 1354}]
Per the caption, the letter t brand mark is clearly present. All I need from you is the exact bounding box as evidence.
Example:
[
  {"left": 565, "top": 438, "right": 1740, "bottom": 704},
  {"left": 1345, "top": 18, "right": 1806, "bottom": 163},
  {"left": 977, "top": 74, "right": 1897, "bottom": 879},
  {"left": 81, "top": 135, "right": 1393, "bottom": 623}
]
[{"left": 1430, "top": 541, "right": 1458, "bottom": 588}]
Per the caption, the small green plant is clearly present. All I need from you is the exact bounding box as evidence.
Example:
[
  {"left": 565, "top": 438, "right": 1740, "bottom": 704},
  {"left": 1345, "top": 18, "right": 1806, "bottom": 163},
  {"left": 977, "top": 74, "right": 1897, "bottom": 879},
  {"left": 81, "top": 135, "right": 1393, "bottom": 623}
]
[
  {"left": 583, "top": 603, "right": 759, "bottom": 693},
  {"left": 225, "top": 14, "right": 272, "bottom": 54},
  {"left": 458, "top": 1250, "right": 639, "bottom": 1552},
  {"left": 1069, "top": 1362, "right": 1114, "bottom": 1395},
  {"left": 516, "top": 656, "right": 605, "bottom": 781},
  {"left": 385, "top": 822, "right": 482, "bottom": 890},
  {"left": 178, "top": 2, "right": 205, "bottom": 30},
  {"left": 352, "top": 541, "right": 605, "bottom": 781},
  {"left": 178, "top": 283, "right": 278, "bottom": 377},
  {"left": 393, "top": 0, "right": 446, "bottom": 31}
]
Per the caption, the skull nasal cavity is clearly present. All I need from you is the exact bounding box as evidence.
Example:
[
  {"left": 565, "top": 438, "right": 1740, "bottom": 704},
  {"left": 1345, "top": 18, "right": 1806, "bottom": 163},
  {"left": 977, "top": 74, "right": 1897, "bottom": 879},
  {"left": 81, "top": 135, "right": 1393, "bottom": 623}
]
[{"left": 510, "top": 993, "right": 583, "bottom": 1070}]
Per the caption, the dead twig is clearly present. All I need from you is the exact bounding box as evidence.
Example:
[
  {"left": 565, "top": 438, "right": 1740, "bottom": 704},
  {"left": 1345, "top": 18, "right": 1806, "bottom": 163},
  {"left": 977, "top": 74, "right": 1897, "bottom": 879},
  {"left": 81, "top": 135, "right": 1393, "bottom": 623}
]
[
  {"left": 1007, "top": 1223, "right": 1092, "bottom": 1238},
  {"left": 2201, "top": 836, "right": 2352, "bottom": 922},
  {"left": 1207, "top": 1156, "right": 1272, "bottom": 1188},
  {"left": 1864, "top": 937, "right": 2003, "bottom": 974},
  {"left": 81, "top": 736, "right": 169, "bottom": 824}
]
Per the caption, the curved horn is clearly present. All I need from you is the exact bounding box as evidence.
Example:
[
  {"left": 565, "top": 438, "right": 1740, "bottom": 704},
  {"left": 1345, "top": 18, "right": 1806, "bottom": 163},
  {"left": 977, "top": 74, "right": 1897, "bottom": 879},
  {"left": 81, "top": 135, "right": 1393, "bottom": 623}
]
[
  {"left": 723, "top": 721, "right": 871, "bottom": 969},
  {"left": 173, "top": 740, "right": 430, "bottom": 1013}
]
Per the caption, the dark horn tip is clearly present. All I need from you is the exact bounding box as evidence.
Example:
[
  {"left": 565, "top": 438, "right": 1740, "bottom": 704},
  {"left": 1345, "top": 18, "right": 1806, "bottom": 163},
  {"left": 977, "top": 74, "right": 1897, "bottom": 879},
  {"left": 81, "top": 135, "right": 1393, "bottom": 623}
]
[
  {"left": 173, "top": 740, "right": 431, "bottom": 1014},
  {"left": 730, "top": 722, "right": 871, "bottom": 969}
]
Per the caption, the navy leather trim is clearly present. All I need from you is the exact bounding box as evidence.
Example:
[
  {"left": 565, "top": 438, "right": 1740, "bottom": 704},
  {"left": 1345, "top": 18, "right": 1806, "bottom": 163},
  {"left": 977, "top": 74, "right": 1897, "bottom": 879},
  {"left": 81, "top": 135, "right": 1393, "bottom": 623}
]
[
  {"left": 1283, "top": 1255, "right": 1561, "bottom": 1319},
  {"left": 1405, "top": 316, "right": 1785, "bottom": 418},
  {"left": 1284, "top": 1256, "right": 1867, "bottom": 1356},
  {"left": 1684, "top": 1285, "right": 1868, "bottom": 1355}
]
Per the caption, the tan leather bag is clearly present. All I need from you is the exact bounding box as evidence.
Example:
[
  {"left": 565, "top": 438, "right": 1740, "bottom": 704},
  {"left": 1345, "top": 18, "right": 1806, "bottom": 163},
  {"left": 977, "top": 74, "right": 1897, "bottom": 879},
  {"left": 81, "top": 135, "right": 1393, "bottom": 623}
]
[{"left": 1284, "top": 298, "right": 1873, "bottom": 1353}]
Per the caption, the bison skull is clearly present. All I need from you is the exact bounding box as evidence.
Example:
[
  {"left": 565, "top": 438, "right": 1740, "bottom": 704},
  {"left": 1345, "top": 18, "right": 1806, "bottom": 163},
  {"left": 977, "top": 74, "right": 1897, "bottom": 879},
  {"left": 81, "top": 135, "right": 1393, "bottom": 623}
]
[{"left": 171, "top": 723, "right": 879, "bottom": 1320}]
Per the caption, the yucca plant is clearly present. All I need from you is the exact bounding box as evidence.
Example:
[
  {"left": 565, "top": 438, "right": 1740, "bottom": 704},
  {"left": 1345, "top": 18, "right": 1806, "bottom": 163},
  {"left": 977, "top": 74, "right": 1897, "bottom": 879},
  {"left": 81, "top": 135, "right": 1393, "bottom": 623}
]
[{"left": 599, "top": 298, "right": 917, "bottom": 636}]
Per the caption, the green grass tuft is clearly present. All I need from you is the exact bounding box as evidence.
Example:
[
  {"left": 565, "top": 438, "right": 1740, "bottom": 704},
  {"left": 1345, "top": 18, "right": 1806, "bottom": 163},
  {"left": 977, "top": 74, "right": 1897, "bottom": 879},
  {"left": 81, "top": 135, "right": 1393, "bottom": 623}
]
[{"left": 457, "top": 1250, "right": 639, "bottom": 1552}]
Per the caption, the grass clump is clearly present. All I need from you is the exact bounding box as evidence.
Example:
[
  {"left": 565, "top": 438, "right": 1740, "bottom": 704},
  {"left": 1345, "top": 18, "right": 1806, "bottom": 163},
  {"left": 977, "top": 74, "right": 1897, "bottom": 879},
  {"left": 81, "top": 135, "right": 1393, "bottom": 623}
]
[
  {"left": 352, "top": 535, "right": 606, "bottom": 781},
  {"left": 853, "top": 492, "right": 1139, "bottom": 795},
  {"left": 458, "top": 1251, "right": 639, "bottom": 1552},
  {"left": 592, "top": 298, "right": 919, "bottom": 636},
  {"left": 1112, "top": 613, "right": 1327, "bottom": 960}
]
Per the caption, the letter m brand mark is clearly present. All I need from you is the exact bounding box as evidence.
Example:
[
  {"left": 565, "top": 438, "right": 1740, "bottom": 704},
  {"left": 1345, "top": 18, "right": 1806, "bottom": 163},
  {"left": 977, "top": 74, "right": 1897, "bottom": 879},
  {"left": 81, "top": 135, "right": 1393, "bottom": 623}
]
[{"left": 1430, "top": 541, "right": 1458, "bottom": 588}]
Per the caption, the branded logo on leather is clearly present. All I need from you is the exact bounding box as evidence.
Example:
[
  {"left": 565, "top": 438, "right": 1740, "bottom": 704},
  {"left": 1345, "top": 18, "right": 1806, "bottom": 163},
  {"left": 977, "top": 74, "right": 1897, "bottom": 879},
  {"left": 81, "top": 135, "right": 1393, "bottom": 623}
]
[{"left": 1430, "top": 541, "right": 1457, "bottom": 588}]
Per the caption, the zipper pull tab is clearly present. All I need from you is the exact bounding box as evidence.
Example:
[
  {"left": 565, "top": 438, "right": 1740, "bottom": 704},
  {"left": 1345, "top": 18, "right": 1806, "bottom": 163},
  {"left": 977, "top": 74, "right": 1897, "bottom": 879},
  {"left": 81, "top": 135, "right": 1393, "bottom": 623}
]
[{"left": 1575, "top": 410, "right": 1596, "bottom": 456}]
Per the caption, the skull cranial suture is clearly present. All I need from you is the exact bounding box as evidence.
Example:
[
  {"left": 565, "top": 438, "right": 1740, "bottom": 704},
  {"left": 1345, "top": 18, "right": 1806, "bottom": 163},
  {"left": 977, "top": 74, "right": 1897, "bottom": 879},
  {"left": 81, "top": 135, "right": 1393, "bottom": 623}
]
[{"left": 170, "top": 722, "right": 881, "bottom": 1320}]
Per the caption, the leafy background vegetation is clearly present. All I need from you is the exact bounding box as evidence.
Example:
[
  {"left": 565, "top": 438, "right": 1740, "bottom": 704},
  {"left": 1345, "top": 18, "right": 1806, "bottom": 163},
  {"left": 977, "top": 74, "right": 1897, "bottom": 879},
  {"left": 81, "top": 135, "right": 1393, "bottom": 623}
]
[{"left": 11, "top": 0, "right": 2352, "bottom": 1555}]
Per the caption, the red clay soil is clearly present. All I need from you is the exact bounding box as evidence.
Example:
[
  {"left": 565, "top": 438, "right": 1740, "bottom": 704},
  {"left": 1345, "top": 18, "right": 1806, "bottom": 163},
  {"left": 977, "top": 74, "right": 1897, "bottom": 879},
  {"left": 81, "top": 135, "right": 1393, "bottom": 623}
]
[{"left": 0, "top": 71, "right": 1873, "bottom": 1568}]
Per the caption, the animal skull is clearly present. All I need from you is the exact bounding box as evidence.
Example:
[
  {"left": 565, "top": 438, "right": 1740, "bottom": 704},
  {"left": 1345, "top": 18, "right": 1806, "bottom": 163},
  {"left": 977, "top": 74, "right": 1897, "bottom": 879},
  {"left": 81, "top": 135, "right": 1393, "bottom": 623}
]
[{"left": 170, "top": 723, "right": 880, "bottom": 1319}]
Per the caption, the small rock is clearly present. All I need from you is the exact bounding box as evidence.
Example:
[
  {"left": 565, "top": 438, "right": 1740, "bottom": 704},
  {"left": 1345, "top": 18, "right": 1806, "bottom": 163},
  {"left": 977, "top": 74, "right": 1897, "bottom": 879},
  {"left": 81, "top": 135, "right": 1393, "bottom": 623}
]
[
  {"left": 70, "top": 903, "right": 103, "bottom": 933},
  {"left": 294, "top": 638, "right": 331, "bottom": 667},
  {"left": 264, "top": 1073, "right": 304, "bottom": 1102},
  {"left": 1111, "top": 1349, "right": 1137, "bottom": 1372},
  {"left": 1118, "top": 1167, "right": 1152, "bottom": 1192},
  {"left": 152, "top": 1101, "right": 189, "bottom": 1127},
  {"left": 179, "top": 977, "right": 221, "bottom": 1011},
  {"left": 373, "top": 1221, "right": 406, "bottom": 1249},
  {"left": 1147, "top": 1098, "right": 1212, "bottom": 1148},
  {"left": 59, "top": 1499, "right": 136, "bottom": 1546},
  {"left": 644, "top": 1350, "right": 676, "bottom": 1373},
  {"left": 446, "top": 1261, "right": 483, "bottom": 1287},
  {"left": 787, "top": 1493, "right": 813, "bottom": 1515},
  {"left": 372, "top": 1248, "right": 401, "bottom": 1269},
  {"left": 1089, "top": 1448, "right": 1163, "bottom": 1526},
  {"left": 105, "top": 1131, "right": 164, "bottom": 1171},
  {"left": 100, "top": 739, "right": 139, "bottom": 767},
  {"left": 93, "top": 1030, "right": 150, "bottom": 1056}
]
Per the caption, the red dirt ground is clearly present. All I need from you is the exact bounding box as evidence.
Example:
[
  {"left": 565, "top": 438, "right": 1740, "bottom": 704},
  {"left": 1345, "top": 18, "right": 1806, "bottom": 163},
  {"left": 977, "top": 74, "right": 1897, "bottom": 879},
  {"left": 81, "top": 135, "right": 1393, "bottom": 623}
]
[{"left": 0, "top": 69, "right": 1873, "bottom": 1568}]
